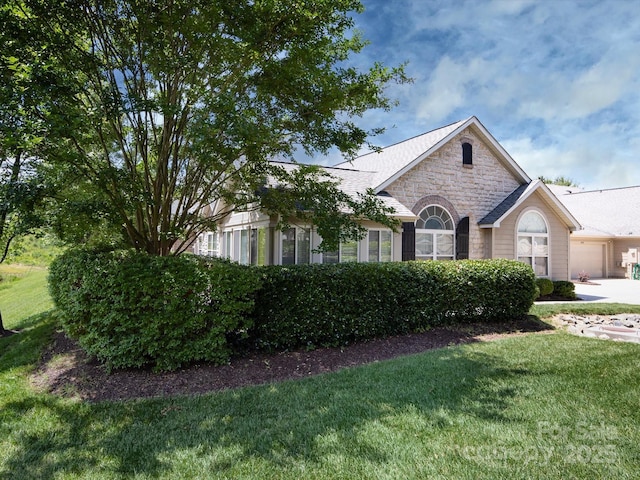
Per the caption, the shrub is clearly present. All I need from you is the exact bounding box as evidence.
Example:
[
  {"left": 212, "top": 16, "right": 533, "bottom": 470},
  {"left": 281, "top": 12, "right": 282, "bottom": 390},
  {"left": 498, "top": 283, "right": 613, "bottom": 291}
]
[
  {"left": 535, "top": 278, "right": 554, "bottom": 297},
  {"left": 552, "top": 280, "right": 577, "bottom": 300},
  {"left": 248, "top": 259, "right": 537, "bottom": 352},
  {"left": 577, "top": 271, "right": 590, "bottom": 283},
  {"left": 49, "top": 249, "right": 260, "bottom": 371}
]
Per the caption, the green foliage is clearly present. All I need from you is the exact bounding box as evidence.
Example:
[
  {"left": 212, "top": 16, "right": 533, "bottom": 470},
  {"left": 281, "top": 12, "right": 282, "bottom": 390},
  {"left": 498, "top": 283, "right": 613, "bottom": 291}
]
[
  {"left": 552, "top": 280, "right": 577, "bottom": 300},
  {"left": 0, "top": 3, "right": 61, "bottom": 263},
  {"left": 4, "top": 274, "right": 640, "bottom": 480},
  {"left": 259, "top": 164, "right": 399, "bottom": 252},
  {"left": 4, "top": 232, "right": 65, "bottom": 266},
  {"left": 538, "top": 175, "right": 579, "bottom": 187},
  {"left": 249, "top": 259, "right": 537, "bottom": 352},
  {"left": 535, "top": 277, "right": 554, "bottom": 297},
  {"left": 48, "top": 249, "right": 261, "bottom": 371},
  {"left": 10, "top": 0, "right": 408, "bottom": 256}
]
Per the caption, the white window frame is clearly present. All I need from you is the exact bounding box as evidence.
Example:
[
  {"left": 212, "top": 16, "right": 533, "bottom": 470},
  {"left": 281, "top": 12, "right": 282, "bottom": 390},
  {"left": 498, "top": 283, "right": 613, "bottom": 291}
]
[
  {"left": 206, "top": 232, "right": 219, "bottom": 257},
  {"left": 367, "top": 229, "right": 393, "bottom": 262},
  {"left": 281, "top": 226, "right": 312, "bottom": 265},
  {"left": 239, "top": 229, "right": 250, "bottom": 265},
  {"left": 415, "top": 205, "right": 455, "bottom": 261},
  {"left": 322, "top": 238, "right": 359, "bottom": 264},
  {"left": 516, "top": 209, "right": 550, "bottom": 277},
  {"left": 223, "top": 230, "right": 233, "bottom": 259}
]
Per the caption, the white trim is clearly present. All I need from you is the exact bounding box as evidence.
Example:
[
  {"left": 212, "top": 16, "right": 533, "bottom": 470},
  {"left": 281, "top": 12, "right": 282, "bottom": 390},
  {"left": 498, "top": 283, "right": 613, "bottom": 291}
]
[
  {"left": 321, "top": 238, "right": 360, "bottom": 264},
  {"left": 516, "top": 208, "right": 551, "bottom": 277},
  {"left": 366, "top": 229, "right": 394, "bottom": 262},
  {"left": 279, "top": 226, "right": 312, "bottom": 265},
  {"left": 480, "top": 180, "right": 581, "bottom": 230},
  {"left": 222, "top": 230, "right": 233, "bottom": 259},
  {"left": 375, "top": 116, "right": 531, "bottom": 192},
  {"left": 415, "top": 205, "right": 455, "bottom": 261}
]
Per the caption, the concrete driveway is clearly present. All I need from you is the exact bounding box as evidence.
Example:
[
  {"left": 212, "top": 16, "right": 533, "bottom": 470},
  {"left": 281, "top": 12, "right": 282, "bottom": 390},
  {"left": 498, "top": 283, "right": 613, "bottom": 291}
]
[{"left": 572, "top": 279, "right": 640, "bottom": 304}]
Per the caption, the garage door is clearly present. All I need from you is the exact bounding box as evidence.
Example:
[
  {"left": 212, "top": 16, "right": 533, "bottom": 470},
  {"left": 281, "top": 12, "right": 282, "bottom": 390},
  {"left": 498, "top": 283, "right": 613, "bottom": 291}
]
[{"left": 571, "top": 243, "right": 604, "bottom": 279}]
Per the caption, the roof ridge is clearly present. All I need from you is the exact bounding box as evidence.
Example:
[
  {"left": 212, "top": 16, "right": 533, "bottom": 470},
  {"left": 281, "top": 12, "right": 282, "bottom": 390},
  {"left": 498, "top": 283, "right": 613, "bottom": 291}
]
[
  {"left": 343, "top": 117, "right": 470, "bottom": 163},
  {"left": 268, "top": 159, "right": 374, "bottom": 174},
  {"left": 568, "top": 185, "right": 640, "bottom": 195}
]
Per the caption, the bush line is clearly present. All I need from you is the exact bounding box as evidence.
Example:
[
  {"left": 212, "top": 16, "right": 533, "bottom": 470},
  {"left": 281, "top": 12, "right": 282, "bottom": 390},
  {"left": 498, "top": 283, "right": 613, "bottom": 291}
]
[{"left": 49, "top": 249, "right": 537, "bottom": 371}]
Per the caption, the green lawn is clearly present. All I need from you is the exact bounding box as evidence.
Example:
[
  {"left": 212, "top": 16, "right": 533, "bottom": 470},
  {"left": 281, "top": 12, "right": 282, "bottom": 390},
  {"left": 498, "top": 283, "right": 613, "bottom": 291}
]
[{"left": 2, "top": 269, "right": 640, "bottom": 479}]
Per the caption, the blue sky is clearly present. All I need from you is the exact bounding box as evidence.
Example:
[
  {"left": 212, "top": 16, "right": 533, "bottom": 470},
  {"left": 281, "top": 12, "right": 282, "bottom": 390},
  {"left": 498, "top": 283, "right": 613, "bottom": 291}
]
[{"left": 323, "top": 0, "right": 640, "bottom": 190}]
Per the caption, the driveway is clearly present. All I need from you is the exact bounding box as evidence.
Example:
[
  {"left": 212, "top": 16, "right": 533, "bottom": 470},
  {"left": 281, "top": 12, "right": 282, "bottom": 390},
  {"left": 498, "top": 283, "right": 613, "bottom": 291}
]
[{"left": 572, "top": 279, "right": 640, "bottom": 305}]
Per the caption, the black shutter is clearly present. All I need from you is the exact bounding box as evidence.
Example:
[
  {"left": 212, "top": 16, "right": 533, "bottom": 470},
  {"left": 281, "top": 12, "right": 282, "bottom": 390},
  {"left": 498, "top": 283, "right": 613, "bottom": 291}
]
[
  {"left": 402, "top": 222, "right": 415, "bottom": 261},
  {"left": 456, "top": 217, "right": 469, "bottom": 260}
]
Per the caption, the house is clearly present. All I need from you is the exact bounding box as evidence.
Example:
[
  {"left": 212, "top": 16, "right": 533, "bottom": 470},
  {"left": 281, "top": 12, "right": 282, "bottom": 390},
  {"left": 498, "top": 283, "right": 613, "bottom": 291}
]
[
  {"left": 549, "top": 185, "right": 640, "bottom": 279},
  {"left": 193, "top": 116, "right": 580, "bottom": 280}
]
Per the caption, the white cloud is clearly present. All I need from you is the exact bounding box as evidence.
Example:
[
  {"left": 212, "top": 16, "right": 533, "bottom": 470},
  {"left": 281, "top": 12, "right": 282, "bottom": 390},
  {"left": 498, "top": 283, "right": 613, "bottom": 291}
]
[
  {"left": 504, "top": 123, "right": 640, "bottom": 191},
  {"left": 352, "top": 0, "right": 640, "bottom": 188},
  {"left": 415, "top": 56, "right": 496, "bottom": 121}
]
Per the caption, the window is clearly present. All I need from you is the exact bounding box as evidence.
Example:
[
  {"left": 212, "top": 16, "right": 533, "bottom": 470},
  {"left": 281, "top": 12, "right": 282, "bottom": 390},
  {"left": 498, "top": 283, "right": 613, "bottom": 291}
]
[
  {"left": 256, "top": 228, "right": 268, "bottom": 266},
  {"left": 341, "top": 239, "right": 358, "bottom": 262},
  {"left": 517, "top": 211, "right": 549, "bottom": 276},
  {"left": 250, "top": 228, "right": 258, "bottom": 265},
  {"left": 368, "top": 230, "right": 392, "bottom": 262},
  {"left": 239, "top": 229, "right": 249, "bottom": 264},
  {"left": 322, "top": 249, "right": 339, "bottom": 264},
  {"left": 322, "top": 238, "right": 359, "bottom": 263},
  {"left": 415, "top": 205, "right": 455, "bottom": 260},
  {"left": 223, "top": 231, "right": 232, "bottom": 259},
  {"left": 282, "top": 227, "right": 311, "bottom": 265},
  {"left": 227, "top": 228, "right": 266, "bottom": 264},
  {"left": 462, "top": 142, "right": 472, "bottom": 166},
  {"left": 233, "top": 230, "right": 241, "bottom": 262},
  {"left": 206, "top": 232, "right": 219, "bottom": 257}
]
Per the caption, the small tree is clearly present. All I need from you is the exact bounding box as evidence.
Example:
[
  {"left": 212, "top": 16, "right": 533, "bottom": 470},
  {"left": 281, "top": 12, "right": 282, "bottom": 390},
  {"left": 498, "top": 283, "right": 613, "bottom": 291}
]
[
  {"left": 12, "top": 0, "right": 408, "bottom": 255},
  {"left": 538, "top": 175, "right": 579, "bottom": 187}
]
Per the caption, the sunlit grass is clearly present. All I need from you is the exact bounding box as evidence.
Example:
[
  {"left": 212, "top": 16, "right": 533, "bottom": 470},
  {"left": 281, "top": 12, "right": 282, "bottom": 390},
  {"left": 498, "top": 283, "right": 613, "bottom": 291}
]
[
  {"left": 0, "top": 265, "right": 52, "bottom": 330},
  {"left": 1, "top": 271, "right": 639, "bottom": 479}
]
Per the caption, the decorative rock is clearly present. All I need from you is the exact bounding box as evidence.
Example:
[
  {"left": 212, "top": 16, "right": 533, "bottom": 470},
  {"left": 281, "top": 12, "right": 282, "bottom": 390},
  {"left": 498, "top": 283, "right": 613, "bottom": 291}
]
[{"left": 556, "top": 314, "right": 640, "bottom": 344}]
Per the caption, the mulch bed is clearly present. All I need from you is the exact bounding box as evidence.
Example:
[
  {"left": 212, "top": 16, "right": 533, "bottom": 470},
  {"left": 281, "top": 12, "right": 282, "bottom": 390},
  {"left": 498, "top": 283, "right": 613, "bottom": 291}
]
[{"left": 31, "top": 316, "right": 554, "bottom": 403}]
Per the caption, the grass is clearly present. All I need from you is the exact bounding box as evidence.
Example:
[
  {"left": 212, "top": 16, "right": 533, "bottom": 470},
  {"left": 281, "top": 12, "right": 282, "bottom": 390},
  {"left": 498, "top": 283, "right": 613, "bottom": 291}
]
[
  {"left": 2, "top": 270, "right": 640, "bottom": 479},
  {"left": 0, "top": 265, "right": 53, "bottom": 325}
]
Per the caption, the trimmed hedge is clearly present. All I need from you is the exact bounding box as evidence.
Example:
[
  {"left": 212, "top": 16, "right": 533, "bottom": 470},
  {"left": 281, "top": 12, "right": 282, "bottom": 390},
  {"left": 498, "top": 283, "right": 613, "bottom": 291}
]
[
  {"left": 49, "top": 250, "right": 537, "bottom": 371},
  {"left": 249, "top": 259, "right": 537, "bottom": 352},
  {"left": 49, "top": 249, "right": 260, "bottom": 371},
  {"left": 536, "top": 278, "right": 554, "bottom": 297},
  {"left": 552, "top": 280, "right": 577, "bottom": 300}
]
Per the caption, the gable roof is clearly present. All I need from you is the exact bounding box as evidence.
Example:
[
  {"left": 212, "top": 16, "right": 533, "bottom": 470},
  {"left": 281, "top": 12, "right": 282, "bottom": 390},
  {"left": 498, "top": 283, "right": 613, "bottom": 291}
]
[
  {"left": 479, "top": 179, "right": 580, "bottom": 231},
  {"left": 268, "top": 161, "right": 416, "bottom": 219},
  {"left": 550, "top": 185, "right": 640, "bottom": 237},
  {"left": 335, "top": 116, "right": 531, "bottom": 191},
  {"left": 272, "top": 117, "right": 579, "bottom": 228}
]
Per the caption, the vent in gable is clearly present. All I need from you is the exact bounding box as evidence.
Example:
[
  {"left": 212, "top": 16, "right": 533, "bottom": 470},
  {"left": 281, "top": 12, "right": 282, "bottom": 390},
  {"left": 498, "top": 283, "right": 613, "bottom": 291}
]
[{"left": 462, "top": 142, "right": 473, "bottom": 166}]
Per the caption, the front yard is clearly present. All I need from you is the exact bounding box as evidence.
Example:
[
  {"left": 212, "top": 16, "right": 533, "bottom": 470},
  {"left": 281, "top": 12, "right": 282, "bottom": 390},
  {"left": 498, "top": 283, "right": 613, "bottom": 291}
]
[{"left": 2, "top": 266, "right": 640, "bottom": 479}]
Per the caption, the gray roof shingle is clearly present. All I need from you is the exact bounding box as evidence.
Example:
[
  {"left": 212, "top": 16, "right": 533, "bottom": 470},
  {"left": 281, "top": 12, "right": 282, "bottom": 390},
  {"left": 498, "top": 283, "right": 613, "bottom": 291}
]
[
  {"left": 478, "top": 183, "right": 530, "bottom": 225},
  {"left": 335, "top": 119, "right": 469, "bottom": 189},
  {"left": 550, "top": 185, "right": 640, "bottom": 237}
]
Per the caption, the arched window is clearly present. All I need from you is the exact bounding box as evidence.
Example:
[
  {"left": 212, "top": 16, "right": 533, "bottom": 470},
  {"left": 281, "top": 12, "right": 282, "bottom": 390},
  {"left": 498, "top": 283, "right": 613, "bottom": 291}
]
[
  {"left": 415, "top": 205, "right": 455, "bottom": 260},
  {"left": 517, "top": 210, "right": 549, "bottom": 276},
  {"left": 462, "top": 142, "right": 473, "bottom": 165}
]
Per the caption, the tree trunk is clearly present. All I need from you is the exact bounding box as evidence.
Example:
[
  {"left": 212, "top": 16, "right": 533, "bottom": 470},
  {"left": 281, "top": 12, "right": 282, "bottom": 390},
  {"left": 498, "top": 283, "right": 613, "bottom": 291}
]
[{"left": 0, "top": 309, "right": 16, "bottom": 337}]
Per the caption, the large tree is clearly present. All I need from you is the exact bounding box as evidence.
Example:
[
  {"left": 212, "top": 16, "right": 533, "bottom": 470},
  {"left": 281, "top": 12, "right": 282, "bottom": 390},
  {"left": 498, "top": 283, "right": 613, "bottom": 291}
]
[
  {"left": 1, "top": 2, "right": 53, "bottom": 336},
  {"left": 12, "top": 0, "right": 407, "bottom": 256}
]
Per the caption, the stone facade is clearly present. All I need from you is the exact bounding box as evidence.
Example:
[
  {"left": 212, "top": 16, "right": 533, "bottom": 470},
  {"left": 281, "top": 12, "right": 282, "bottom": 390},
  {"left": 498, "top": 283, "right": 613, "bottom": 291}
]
[{"left": 385, "top": 128, "right": 521, "bottom": 259}]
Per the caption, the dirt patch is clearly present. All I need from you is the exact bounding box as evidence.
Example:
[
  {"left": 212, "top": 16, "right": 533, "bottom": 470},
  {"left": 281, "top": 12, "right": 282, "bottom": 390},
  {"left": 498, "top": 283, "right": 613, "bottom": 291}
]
[{"left": 31, "top": 316, "right": 554, "bottom": 403}]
